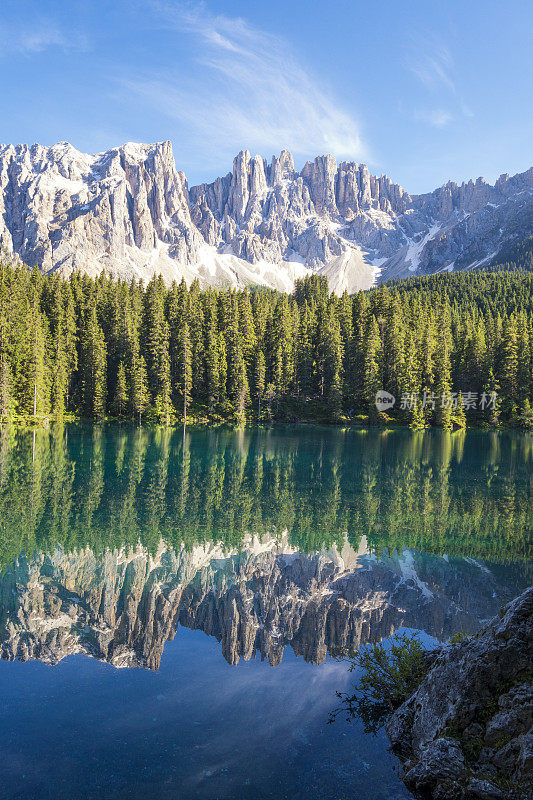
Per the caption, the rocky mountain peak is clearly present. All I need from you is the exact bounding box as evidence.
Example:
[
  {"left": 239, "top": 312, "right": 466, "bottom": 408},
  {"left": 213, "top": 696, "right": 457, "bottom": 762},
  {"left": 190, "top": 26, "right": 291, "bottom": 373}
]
[
  {"left": 0, "top": 139, "right": 531, "bottom": 293},
  {"left": 269, "top": 149, "right": 296, "bottom": 183}
]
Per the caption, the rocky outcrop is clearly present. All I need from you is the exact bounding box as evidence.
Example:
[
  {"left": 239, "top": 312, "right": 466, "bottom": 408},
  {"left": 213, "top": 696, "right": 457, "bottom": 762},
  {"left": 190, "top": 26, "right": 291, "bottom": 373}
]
[
  {"left": 0, "top": 141, "right": 204, "bottom": 281},
  {"left": 386, "top": 586, "right": 533, "bottom": 800},
  {"left": 0, "top": 537, "right": 521, "bottom": 671},
  {"left": 0, "top": 140, "right": 531, "bottom": 293}
]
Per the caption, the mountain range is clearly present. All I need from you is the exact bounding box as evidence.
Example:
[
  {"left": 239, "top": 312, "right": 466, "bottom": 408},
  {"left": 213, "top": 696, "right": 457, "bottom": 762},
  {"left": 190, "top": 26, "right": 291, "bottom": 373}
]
[{"left": 0, "top": 140, "right": 531, "bottom": 293}]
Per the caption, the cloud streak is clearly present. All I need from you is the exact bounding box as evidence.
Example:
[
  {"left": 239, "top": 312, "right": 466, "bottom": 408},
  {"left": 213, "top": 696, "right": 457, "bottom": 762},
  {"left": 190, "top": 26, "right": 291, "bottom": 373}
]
[
  {"left": 414, "top": 108, "right": 453, "bottom": 128},
  {"left": 123, "top": 1, "right": 365, "bottom": 164},
  {"left": 0, "top": 20, "right": 88, "bottom": 56},
  {"left": 404, "top": 32, "right": 472, "bottom": 128},
  {"left": 406, "top": 38, "right": 456, "bottom": 94}
]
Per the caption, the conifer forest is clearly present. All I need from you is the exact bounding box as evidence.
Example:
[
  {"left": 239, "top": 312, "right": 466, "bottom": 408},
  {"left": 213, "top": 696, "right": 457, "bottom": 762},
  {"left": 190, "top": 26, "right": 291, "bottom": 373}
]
[{"left": 2, "top": 257, "right": 533, "bottom": 429}]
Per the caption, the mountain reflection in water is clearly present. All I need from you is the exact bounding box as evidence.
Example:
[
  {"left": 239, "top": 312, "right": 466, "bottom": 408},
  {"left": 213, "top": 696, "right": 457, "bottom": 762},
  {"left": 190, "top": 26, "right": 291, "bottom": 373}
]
[{"left": 0, "top": 424, "right": 530, "bottom": 670}]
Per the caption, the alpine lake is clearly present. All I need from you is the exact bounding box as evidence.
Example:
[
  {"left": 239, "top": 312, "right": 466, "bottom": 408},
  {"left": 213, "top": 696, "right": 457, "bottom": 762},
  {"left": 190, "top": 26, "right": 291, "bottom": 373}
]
[{"left": 0, "top": 424, "right": 531, "bottom": 800}]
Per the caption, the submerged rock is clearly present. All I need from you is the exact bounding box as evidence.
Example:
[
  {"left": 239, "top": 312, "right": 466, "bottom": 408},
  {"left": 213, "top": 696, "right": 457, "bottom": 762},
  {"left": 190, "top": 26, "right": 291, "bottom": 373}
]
[{"left": 386, "top": 586, "right": 533, "bottom": 800}]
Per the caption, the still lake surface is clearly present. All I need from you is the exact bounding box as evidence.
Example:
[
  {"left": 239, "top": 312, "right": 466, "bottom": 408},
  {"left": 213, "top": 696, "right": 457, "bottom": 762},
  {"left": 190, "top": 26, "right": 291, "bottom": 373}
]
[{"left": 0, "top": 424, "right": 531, "bottom": 800}]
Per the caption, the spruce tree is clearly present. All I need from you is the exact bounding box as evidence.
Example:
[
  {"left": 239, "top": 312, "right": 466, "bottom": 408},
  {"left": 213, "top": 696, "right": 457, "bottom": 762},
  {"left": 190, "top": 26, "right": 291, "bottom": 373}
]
[
  {"left": 520, "top": 398, "right": 533, "bottom": 430},
  {"left": 270, "top": 296, "right": 294, "bottom": 396},
  {"left": 410, "top": 399, "right": 427, "bottom": 430},
  {"left": 318, "top": 304, "right": 343, "bottom": 414},
  {"left": 454, "top": 392, "right": 467, "bottom": 429},
  {"left": 218, "top": 331, "right": 228, "bottom": 405},
  {"left": 178, "top": 322, "right": 192, "bottom": 423},
  {"left": 363, "top": 316, "right": 383, "bottom": 418},
  {"left": 238, "top": 289, "right": 257, "bottom": 374},
  {"left": 516, "top": 312, "right": 530, "bottom": 402},
  {"left": 255, "top": 350, "right": 265, "bottom": 421},
  {"left": 48, "top": 283, "right": 77, "bottom": 418},
  {"left": 226, "top": 307, "right": 249, "bottom": 422},
  {"left": 188, "top": 279, "right": 205, "bottom": 399},
  {"left": 204, "top": 299, "right": 220, "bottom": 413},
  {"left": 481, "top": 369, "right": 501, "bottom": 427},
  {"left": 113, "top": 361, "right": 128, "bottom": 416},
  {"left": 144, "top": 277, "right": 172, "bottom": 423},
  {"left": 0, "top": 355, "right": 11, "bottom": 423},
  {"left": 81, "top": 303, "right": 107, "bottom": 420},
  {"left": 500, "top": 316, "right": 518, "bottom": 405},
  {"left": 132, "top": 354, "right": 149, "bottom": 423},
  {"left": 295, "top": 301, "right": 314, "bottom": 397},
  {"left": 433, "top": 310, "right": 453, "bottom": 429},
  {"left": 23, "top": 292, "right": 48, "bottom": 418}
]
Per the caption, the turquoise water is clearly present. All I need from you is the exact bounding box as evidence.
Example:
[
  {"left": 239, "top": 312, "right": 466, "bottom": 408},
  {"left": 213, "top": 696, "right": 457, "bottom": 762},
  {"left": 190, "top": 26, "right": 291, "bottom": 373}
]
[{"left": 0, "top": 424, "right": 531, "bottom": 799}]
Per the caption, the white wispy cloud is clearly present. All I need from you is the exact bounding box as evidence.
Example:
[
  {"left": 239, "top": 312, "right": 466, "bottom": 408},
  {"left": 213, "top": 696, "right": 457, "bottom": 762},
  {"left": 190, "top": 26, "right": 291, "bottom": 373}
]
[
  {"left": 0, "top": 21, "right": 88, "bottom": 56},
  {"left": 405, "top": 38, "right": 456, "bottom": 94},
  {"left": 404, "top": 32, "right": 472, "bottom": 128},
  {"left": 122, "top": 1, "right": 365, "bottom": 164},
  {"left": 414, "top": 108, "right": 453, "bottom": 128}
]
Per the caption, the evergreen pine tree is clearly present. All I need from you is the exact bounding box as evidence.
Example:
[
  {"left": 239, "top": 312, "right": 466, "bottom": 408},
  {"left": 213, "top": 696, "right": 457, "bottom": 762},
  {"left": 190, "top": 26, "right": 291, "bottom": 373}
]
[
  {"left": 481, "top": 369, "right": 501, "bottom": 427},
  {"left": 178, "top": 322, "right": 192, "bottom": 423},
  {"left": 81, "top": 303, "right": 107, "bottom": 420},
  {"left": 454, "top": 392, "right": 467, "bottom": 429},
  {"left": 143, "top": 277, "right": 172, "bottom": 423},
  {"left": 433, "top": 310, "right": 453, "bottom": 429},
  {"left": 23, "top": 292, "right": 48, "bottom": 418},
  {"left": 295, "top": 301, "right": 315, "bottom": 397},
  {"left": 363, "top": 316, "right": 383, "bottom": 419},
  {"left": 255, "top": 350, "right": 266, "bottom": 421},
  {"left": 218, "top": 331, "right": 228, "bottom": 405},
  {"left": 0, "top": 354, "right": 11, "bottom": 423},
  {"left": 132, "top": 354, "right": 149, "bottom": 423},
  {"left": 410, "top": 399, "right": 427, "bottom": 430},
  {"left": 500, "top": 316, "right": 518, "bottom": 406},
  {"left": 113, "top": 361, "right": 128, "bottom": 416},
  {"left": 318, "top": 304, "right": 343, "bottom": 415},
  {"left": 226, "top": 306, "right": 249, "bottom": 423},
  {"left": 204, "top": 298, "right": 220, "bottom": 413},
  {"left": 519, "top": 398, "right": 533, "bottom": 430}
]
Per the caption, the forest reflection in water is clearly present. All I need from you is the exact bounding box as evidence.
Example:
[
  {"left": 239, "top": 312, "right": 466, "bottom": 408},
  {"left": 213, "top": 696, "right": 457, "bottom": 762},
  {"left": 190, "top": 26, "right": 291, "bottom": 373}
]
[
  {"left": 0, "top": 423, "right": 531, "bottom": 566},
  {"left": 0, "top": 424, "right": 530, "bottom": 670}
]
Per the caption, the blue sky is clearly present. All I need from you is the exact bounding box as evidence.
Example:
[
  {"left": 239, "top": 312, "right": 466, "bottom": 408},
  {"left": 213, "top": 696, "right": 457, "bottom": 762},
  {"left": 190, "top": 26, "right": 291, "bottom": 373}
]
[{"left": 1, "top": 0, "right": 531, "bottom": 192}]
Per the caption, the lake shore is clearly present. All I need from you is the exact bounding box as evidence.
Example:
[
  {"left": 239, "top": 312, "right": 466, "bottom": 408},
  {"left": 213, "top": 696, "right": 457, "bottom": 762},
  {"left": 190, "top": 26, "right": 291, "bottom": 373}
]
[
  {"left": 0, "top": 410, "right": 510, "bottom": 431},
  {"left": 385, "top": 587, "right": 533, "bottom": 800}
]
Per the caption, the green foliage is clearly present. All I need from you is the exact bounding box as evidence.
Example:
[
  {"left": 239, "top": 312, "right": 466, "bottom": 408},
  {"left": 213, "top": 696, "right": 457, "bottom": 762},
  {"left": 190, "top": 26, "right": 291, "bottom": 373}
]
[
  {"left": 453, "top": 393, "right": 467, "bottom": 429},
  {"left": 330, "top": 633, "right": 430, "bottom": 734},
  {"left": 1, "top": 259, "right": 533, "bottom": 426},
  {"left": 113, "top": 362, "right": 128, "bottom": 416},
  {"left": 519, "top": 398, "right": 533, "bottom": 430},
  {"left": 448, "top": 631, "right": 471, "bottom": 645},
  {"left": 488, "top": 234, "right": 533, "bottom": 273}
]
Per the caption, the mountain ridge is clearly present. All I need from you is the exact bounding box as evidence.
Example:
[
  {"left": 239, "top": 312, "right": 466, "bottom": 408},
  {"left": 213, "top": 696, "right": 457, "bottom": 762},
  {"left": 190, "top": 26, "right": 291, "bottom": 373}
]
[{"left": 0, "top": 139, "right": 531, "bottom": 293}]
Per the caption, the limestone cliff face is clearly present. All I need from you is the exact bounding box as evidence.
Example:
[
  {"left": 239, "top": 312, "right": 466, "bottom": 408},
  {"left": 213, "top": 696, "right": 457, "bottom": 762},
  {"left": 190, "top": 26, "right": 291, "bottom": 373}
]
[
  {"left": 386, "top": 587, "right": 533, "bottom": 800},
  {"left": 0, "top": 141, "right": 204, "bottom": 282},
  {"left": 0, "top": 536, "right": 516, "bottom": 670},
  {"left": 0, "top": 139, "right": 531, "bottom": 293}
]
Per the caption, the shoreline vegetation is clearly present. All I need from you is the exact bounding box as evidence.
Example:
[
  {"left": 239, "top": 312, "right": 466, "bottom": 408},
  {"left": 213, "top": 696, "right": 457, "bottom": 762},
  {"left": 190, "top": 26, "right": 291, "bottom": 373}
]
[
  {"left": 0, "top": 412, "right": 468, "bottom": 429},
  {"left": 3, "top": 413, "right": 532, "bottom": 432},
  {"left": 332, "top": 588, "right": 532, "bottom": 800},
  {"left": 2, "top": 258, "right": 533, "bottom": 431}
]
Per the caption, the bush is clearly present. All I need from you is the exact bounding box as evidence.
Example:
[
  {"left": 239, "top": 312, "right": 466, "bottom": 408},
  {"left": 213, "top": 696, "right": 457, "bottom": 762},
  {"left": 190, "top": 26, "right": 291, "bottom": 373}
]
[{"left": 329, "top": 632, "right": 431, "bottom": 734}]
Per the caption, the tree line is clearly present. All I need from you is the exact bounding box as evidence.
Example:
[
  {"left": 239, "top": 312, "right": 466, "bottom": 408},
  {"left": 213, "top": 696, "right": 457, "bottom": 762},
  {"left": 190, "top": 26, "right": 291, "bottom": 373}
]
[{"left": 2, "top": 256, "right": 533, "bottom": 427}]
